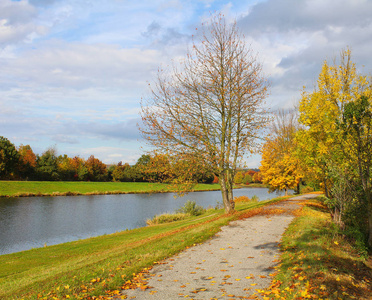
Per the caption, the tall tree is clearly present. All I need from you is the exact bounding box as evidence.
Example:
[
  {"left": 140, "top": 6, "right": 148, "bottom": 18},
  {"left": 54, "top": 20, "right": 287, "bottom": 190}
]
[
  {"left": 140, "top": 15, "right": 268, "bottom": 213},
  {"left": 298, "top": 48, "right": 372, "bottom": 246}
]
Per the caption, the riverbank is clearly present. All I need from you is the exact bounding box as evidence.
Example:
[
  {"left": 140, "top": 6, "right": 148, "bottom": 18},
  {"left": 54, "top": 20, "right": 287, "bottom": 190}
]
[
  {"left": 0, "top": 181, "right": 267, "bottom": 198},
  {"left": 0, "top": 196, "right": 285, "bottom": 299},
  {"left": 2, "top": 194, "right": 370, "bottom": 299}
]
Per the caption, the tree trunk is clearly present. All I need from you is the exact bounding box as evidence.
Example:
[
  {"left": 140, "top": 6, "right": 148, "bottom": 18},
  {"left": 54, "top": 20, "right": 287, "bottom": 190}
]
[
  {"left": 323, "top": 179, "right": 329, "bottom": 198},
  {"left": 219, "top": 171, "right": 235, "bottom": 213},
  {"left": 367, "top": 200, "right": 372, "bottom": 248},
  {"left": 367, "top": 199, "right": 372, "bottom": 248}
]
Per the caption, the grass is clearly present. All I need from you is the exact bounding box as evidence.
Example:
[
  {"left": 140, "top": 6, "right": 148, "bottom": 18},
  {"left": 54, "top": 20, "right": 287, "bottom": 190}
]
[
  {"left": 258, "top": 198, "right": 372, "bottom": 299},
  {"left": 0, "top": 196, "right": 285, "bottom": 300},
  {"left": 0, "top": 181, "right": 221, "bottom": 197}
]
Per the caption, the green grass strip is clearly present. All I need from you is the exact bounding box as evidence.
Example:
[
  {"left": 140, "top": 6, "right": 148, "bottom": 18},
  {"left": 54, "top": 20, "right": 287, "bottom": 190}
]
[{"left": 0, "top": 181, "right": 221, "bottom": 197}]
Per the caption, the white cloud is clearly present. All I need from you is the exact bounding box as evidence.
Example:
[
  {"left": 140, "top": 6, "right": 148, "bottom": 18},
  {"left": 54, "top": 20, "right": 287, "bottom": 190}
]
[{"left": 0, "top": 0, "right": 47, "bottom": 46}]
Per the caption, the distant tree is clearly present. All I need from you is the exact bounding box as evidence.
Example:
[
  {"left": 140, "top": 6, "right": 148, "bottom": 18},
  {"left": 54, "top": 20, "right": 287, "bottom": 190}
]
[
  {"left": 242, "top": 173, "right": 253, "bottom": 184},
  {"left": 0, "top": 136, "right": 20, "bottom": 179},
  {"left": 234, "top": 171, "right": 244, "bottom": 184},
  {"left": 260, "top": 110, "right": 303, "bottom": 195},
  {"left": 140, "top": 15, "right": 269, "bottom": 213},
  {"left": 252, "top": 171, "right": 263, "bottom": 183},
  {"left": 85, "top": 155, "right": 107, "bottom": 181},
  {"left": 129, "top": 154, "right": 152, "bottom": 182},
  {"left": 112, "top": 162, "right": 133, "bottom": 182},
  {"left": 57, "top": 154, "right": 76, "bottom": 181},
  {"left": 17, "top": 144, "right": 37, "bottom": 180},
  {"left": 67, "top": 156, "right": 87, "bottom": 181},
  {"left": 36, "top": 147, "right": 60, "bottom": 181},
  {"left": 140, "top": 154, "right": 173, "bottom": 183}
]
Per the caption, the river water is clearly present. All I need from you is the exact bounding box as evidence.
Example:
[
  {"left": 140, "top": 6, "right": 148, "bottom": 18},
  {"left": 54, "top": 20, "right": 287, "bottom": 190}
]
[{"left": 0, "top": 188, "right": 288, "bottom": 255}]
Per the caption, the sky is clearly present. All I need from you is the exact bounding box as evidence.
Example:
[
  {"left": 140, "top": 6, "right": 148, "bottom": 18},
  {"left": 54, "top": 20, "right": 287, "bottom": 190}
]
[{"left": 1, "top": 0, "right": 372, "bottom": 168}]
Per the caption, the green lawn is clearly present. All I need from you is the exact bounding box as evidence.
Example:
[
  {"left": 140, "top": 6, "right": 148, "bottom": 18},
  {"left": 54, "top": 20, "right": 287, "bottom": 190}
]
[{"left": 0, "top": 181, "right": 221, "bottom": 197}]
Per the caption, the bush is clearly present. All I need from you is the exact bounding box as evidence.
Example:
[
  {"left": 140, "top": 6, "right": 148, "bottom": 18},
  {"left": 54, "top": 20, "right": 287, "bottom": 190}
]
[
  {"left": 234, "top": 195, "right": 259, "bottom": 203},
  {"left": 301, "top": 186, "right": 314, "bottom": 194},
  {"left": 176, "top": 200, "right": 205, "bottom": 216},
  {"left": 146, "top": 213, "right": 188, "bottom": 225}
]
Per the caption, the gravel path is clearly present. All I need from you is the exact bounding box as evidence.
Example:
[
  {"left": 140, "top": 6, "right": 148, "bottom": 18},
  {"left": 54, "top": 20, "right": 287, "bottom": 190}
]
[{"left": 118, "top": 193, "right": 320, "bottom": 300}]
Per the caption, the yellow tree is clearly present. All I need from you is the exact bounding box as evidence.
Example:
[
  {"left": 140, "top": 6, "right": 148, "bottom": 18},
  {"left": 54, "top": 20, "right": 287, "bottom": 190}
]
[
  {"left": 298, "top": 48, "right": 372, "bottom": 245},
  {"left": 298, "top": 49, "right": 370, "bottom": 195},
  {"left": 140, "top": 15, "right": 269, "bottom": 213},
  {"left": 260, "top": 110, "right": 302, "bottom": 195}
]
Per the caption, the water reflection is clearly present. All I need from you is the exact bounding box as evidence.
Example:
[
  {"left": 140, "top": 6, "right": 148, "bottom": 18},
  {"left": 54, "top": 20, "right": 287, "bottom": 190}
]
[{"left": 0, "top": 188, "right": 288, "bottom": 255}]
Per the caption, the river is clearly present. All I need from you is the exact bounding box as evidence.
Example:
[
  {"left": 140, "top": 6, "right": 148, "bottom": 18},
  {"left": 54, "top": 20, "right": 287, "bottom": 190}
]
[{"left": 0, "top": 188, "right": 288, "bottom": 255}]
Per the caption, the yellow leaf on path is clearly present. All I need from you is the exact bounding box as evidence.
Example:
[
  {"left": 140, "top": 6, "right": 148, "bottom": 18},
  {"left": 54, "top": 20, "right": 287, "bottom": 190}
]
[
  {"left": 235, "top": 278, "right": 241, "bottom": 281},
  {"left": 251, "top": 283, "right": 257, "bottom": 286},
  {"left": 334, "top": 241, "right": 339, "bottom": 245},
  {"left": 220, "top": 248, "right": 225, "bottom": 250}
]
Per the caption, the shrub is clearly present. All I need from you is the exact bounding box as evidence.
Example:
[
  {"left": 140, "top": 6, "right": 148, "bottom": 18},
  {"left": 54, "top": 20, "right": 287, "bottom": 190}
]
[
  {"left": 234, "top": 195, "right": 259, "bottom": 203},
  {"left": 146, "top": 213, "right": 188, "bottom": 225},
  {"left": 301, "top": 186, "right": 314, "bottom": 194},
  {"left": 176, "top": 200, "right": 205, "bottom": 216}
]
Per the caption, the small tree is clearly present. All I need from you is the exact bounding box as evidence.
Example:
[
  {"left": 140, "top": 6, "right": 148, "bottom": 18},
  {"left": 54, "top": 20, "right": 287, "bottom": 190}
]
[{"left": 141, "top": 15, "right": 268, "bottom": 213}]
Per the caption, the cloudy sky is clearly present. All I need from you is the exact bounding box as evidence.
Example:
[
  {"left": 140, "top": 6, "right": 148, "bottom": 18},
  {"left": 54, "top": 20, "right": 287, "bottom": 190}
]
[{"left": 1, "top": 0, "right": 372, "bottom": 167}]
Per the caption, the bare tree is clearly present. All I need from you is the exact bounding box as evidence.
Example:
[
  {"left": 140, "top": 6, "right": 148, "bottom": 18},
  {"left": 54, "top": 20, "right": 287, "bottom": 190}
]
[{"left": 140, "top": 15, "right": 269, "bottom": 213}]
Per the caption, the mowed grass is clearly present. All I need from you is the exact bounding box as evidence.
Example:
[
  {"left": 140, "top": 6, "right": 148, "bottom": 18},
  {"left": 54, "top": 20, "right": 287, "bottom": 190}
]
[
  {"left": 0, "top": 181, "right": 221, "bottom": 197},
  {"left": 258, "top": 198, "right": 372, "bottom": 299},
  {"left": 0, "top": 197, "right": 282, "bottom": 300}
]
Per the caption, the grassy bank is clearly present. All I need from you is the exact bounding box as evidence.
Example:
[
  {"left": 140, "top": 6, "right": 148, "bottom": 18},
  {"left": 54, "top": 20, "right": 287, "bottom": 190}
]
[
  {"left": 0, "top": 181, "right": 221, "bottom": 197},
  {"left": 258, "top": 197, "right": 372, "bottom": 299},
  {"left": 0, "top": 197, "right": 285, "bottom": 300}
]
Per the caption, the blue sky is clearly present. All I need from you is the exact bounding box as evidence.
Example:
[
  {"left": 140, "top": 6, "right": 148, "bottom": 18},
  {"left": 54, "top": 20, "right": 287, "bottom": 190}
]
[{"left": 1, "top": 0, "right": 372, "bottom": 167}]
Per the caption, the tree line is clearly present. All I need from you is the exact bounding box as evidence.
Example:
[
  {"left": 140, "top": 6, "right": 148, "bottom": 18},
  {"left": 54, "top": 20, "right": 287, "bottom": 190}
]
[
  {"left": 259, "top": 48, "right": 372, "bottom": 249},
  {"left": 0, "top": 137, "right": 215, "bottom": 183}
]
